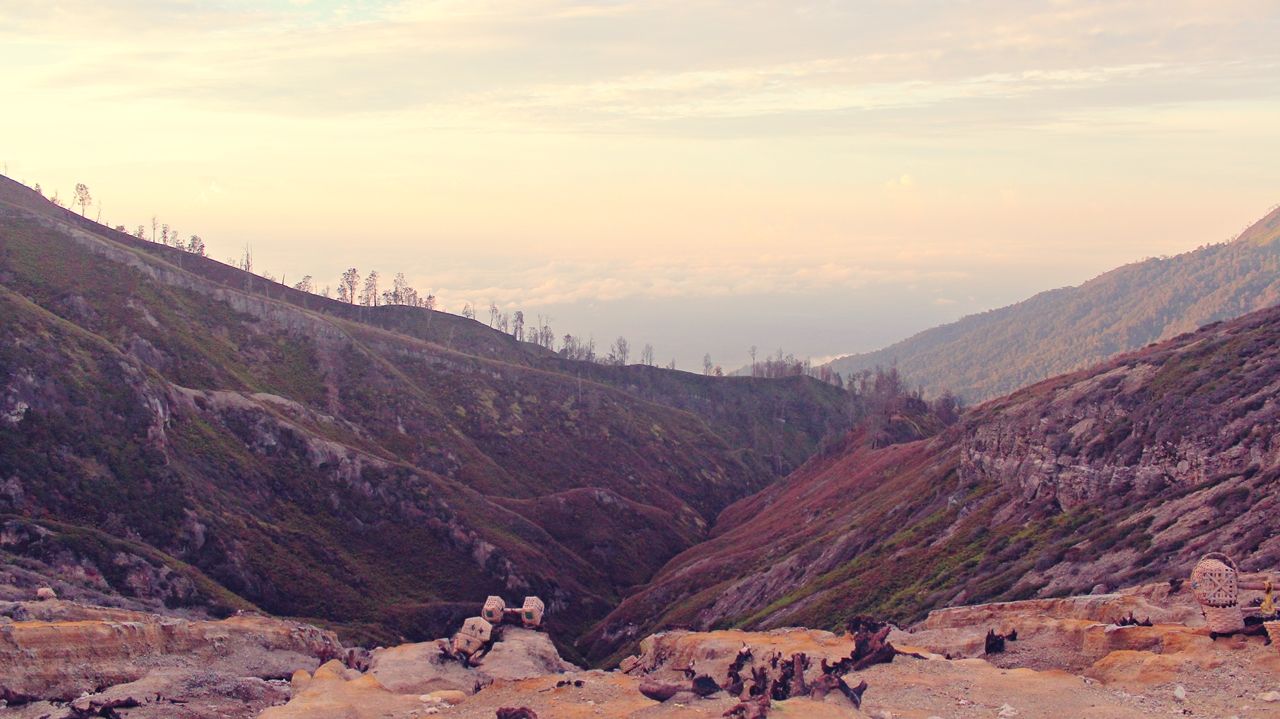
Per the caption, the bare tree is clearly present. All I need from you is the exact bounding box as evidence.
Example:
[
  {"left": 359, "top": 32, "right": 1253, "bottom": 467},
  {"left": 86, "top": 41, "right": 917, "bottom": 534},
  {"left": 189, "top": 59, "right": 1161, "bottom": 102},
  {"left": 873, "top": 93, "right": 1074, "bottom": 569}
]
[
  {"left": 339, "top": 268, "right": 360, "bottom": 304},
  {"left": 703, "top": 353, "right": 713, "bottom": 375},
  {"left": 293, "top": 275, "right": 314, "bottom": 293},
  {"left": 749, "top": 345, "right": 758, "bottom": 376},
  {"left": 238, "top": 246, "right": 253, "bottom": 273},
  {"left": 361, "top": 270, "right": 380, "bottom": 306},
  {"left": 610, "top": 336, "right": 630, "bottom": 365},
  {"left": 461, "top": 302, "right": 475, "bottom": 320},
  {"left": 74, "top": 183, "right": 92, "bottom": 216},
  {"left": 186, "top": 235, "right": 205, "bottom": 256},
  {"left": 489, "top": 302, "right": 499, "bottom": 328},
  {"left": 641, "top": 343, "right": 655, "bottom": 366},
  {"left": 151, "top": 216, "right": 158, "bottom": 242},
  {"left": 424, "top": 294, "right": 436, "bottom": 310},
  {"left": 512, "top": 310, "right": 525, "bottom": 341},
  {"left": 382, "top": 272, "right": 418, "bottom": 306},
  {"left": 33, "top": 183, "right": 42, "bottom": 197},
  {"left": 133, "top": 225, "right": 146, "bottom": 239}
]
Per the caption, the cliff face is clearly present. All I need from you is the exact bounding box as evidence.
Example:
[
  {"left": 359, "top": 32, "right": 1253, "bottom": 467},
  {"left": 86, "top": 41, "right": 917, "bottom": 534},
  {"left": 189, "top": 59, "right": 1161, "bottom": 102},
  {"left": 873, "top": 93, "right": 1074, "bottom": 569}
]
[
  {"left": 959, "top": 315, "right": 1280, "bottom": 514},
  {"left": 0, "top": 176, "right": 852, "bottom": 648},
  {"left": 0, "top": 598, "right": 340, "bottom": 710},
  {"left": 586, "top": 304, "right": 1280, "bottom": 663}
]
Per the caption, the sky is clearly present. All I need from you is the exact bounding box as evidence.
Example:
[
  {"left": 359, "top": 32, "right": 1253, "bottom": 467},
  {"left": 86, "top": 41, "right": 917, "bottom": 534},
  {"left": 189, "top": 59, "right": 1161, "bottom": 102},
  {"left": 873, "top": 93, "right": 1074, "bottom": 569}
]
[{"left": 2, "top": 1, "right": 1279, "bottom": 369}]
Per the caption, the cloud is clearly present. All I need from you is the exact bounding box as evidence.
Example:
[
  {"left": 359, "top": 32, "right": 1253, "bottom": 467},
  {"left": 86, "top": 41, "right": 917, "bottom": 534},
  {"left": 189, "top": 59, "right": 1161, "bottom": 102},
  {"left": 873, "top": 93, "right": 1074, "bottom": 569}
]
[
  {"left": 416, "top": 254, "right": 973, "bottom": 312},
  {"left": 5, "top": 0, "right": 1277, "bottom": 133}
]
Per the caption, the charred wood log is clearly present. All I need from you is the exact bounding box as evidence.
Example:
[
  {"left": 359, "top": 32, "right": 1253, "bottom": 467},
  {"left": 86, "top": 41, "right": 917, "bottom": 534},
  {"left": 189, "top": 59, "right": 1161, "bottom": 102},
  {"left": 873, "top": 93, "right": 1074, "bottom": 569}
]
[
  {"left": 985, "top": 628, "right": 1019, "bottom": 654},
  {"left": 692, "top": 675, "right": 721, "bottom": 697},
  {"left": 1113, "top": 612, "right": 1152, "bottom": 627},
  {"left": 638, "top": 680, "right": 685, "bottom": 702}
]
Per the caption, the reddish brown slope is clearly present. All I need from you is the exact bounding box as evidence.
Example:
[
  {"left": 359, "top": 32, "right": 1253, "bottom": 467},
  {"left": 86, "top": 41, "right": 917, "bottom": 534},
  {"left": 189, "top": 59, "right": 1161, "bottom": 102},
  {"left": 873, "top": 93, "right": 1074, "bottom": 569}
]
[{"left": 585, "top": 303, "right": 1280, "bottom": 663}]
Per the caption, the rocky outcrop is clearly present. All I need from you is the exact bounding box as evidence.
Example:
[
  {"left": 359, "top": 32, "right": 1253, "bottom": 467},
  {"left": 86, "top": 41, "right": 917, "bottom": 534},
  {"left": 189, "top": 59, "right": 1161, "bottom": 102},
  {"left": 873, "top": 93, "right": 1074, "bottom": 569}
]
[
  {"left": 0, "top": 600, "right": 340, "bottom": 713},
  {"left": 258, "top": 660, "right": 461, "bottom": 719},
  {"left": 368, "top": 628, "right": 576, "bottom": 695},
  {"left": 6, "top": 588, "right": 1277, "bottom": 719}
]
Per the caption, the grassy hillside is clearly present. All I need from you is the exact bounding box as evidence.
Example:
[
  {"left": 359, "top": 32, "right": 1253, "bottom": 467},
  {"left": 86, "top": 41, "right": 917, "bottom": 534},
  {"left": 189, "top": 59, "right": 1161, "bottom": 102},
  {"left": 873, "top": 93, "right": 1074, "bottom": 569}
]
[
  {"left": 0, "top": 176, "right": 851, "bottom": 651},
  {"left": 825, "top": 205, "right": 1280, "bottom": 402},
  {"left": 586, "top": 303, "right": 1280, "bottom": 663}
]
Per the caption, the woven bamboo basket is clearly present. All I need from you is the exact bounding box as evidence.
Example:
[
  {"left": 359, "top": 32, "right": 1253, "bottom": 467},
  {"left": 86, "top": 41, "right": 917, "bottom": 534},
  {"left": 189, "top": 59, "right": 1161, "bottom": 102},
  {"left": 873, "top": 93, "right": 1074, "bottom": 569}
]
[
  {"left": 1202, "top": 604, "right": 1245, "bottom": 634},
  {"left": 1266, "top": 621, "right": 1280, "bottom": 645},
  {"left": 1191, "top": 553, "right": 1245, "bottom": 633}
]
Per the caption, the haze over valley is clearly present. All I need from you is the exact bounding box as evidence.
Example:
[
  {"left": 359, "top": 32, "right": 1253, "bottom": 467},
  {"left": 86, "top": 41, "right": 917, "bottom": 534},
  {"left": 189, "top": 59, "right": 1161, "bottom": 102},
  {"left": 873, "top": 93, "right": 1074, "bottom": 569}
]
[{"left": 3, "top": 2, "right": 1280, "bottom": 718}]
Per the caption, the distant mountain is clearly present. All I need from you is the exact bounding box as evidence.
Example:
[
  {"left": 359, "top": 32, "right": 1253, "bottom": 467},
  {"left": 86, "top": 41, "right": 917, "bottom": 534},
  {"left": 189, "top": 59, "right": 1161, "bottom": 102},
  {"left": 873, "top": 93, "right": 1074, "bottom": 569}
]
[
  {"left": 823, "top": 205, "right": 1280, "bottom": 402},
  {"left": 0, "top": 176, "right": 852, "bottom": 652},
  {"left": 585, "top": 302, "right": 1280, "bottom": 663}
]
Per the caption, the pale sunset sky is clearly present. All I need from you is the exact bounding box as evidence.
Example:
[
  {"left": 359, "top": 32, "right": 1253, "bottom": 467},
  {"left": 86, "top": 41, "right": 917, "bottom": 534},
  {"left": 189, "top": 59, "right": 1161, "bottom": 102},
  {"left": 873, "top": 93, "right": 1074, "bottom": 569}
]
[{"left": 2, "top": 1, "right": 1278, "bottom": 368}]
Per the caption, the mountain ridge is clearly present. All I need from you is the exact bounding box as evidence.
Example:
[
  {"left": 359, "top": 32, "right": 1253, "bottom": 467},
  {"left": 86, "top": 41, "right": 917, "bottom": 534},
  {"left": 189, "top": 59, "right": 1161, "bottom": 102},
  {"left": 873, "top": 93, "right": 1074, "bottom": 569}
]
[
  {"left": 0, "top": 175, "right": 853, "bottom": 652},
  {"left": 823, "top": 204, "right": 1280, "bottom": 402}
]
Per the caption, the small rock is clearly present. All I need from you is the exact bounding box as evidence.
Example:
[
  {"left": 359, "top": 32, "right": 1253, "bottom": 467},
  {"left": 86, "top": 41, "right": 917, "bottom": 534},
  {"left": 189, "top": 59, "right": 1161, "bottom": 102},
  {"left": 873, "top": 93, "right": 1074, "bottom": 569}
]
[
  {"left": 1258, "top": 691, "right": 1280, "bottom": 702},
  {"left": 1173, "top": 685, "right": 1187, "bottom": 702},
  {"left": 425, "top": 689, "right": 467, "bottom": 705},
  {"left": 871, "top": 711, "right": 894, "bottom": 719},
  {"left": 36, "top": 586, "right": 57, "bottom": 601},
  {"left": 998, "top": 704, "right": 1019, "bottom": 717}
]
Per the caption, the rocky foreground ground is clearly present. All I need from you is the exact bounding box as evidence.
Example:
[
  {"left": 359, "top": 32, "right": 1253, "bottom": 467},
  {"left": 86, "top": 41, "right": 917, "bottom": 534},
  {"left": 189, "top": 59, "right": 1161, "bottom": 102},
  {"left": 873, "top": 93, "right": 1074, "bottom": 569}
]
[{"left": 2, "top": 579, "right": 1278, "bottom": 718}]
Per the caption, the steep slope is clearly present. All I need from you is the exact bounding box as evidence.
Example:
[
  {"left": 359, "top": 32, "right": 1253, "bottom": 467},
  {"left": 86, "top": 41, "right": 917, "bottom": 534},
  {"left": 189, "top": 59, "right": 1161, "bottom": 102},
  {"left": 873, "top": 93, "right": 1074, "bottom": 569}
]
[
  {"left": 825, "top": 204, "right": 1280, "bottom": 402},
  {"left": 586, "top": 303, "right": 1280, "bottom": 663},
  {"left": 0, "top": 176, "right": 851, "bottom": 649}
]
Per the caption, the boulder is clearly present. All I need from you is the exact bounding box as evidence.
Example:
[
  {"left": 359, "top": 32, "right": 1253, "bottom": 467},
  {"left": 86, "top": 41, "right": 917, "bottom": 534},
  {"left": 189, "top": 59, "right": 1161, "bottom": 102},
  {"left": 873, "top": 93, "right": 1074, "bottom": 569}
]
[
  {"left": 369, "top": 628, "right": 576, "bottom": 695},
  {"left": 259, "top": 660, "right": 429, "bottom": 719}
]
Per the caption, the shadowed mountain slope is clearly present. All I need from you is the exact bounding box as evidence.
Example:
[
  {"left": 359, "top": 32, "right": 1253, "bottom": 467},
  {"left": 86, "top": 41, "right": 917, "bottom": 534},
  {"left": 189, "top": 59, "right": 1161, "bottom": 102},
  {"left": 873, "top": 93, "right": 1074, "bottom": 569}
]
[
  {"left": 586, "top": 302, "right": 1280, "bottom": 663},
  {"left": 0, "top": 176, "right": 852, "bottom": 651},
  {"left": 824, "top": 205, "right": 1280, "bottom": 402}
]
